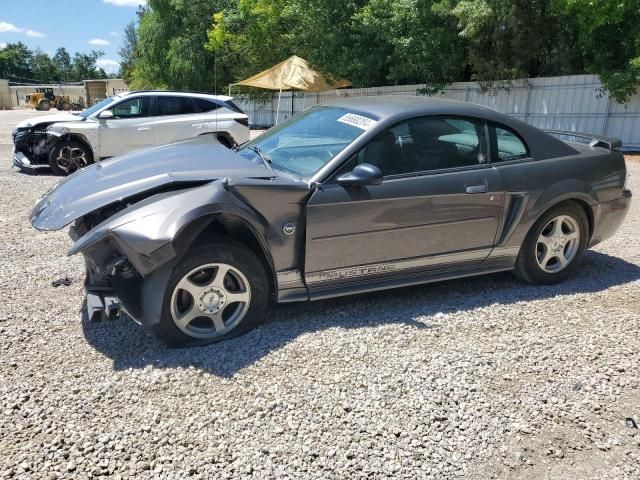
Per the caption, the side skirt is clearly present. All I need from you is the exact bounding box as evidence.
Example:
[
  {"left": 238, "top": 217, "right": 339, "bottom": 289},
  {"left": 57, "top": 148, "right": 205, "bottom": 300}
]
[{"left": 307, "top": 259, "right": 515, "bottom": 301}]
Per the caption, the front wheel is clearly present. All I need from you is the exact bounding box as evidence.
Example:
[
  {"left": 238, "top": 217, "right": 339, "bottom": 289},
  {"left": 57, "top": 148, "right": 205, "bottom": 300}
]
[
  {"left": 48, "top": 140, "right": 94, "bottom": 175},
  {"left": 152, "top": 239, "right": 270, "bottom": 347},
  {"left": 514, "top": 202, "right": 589, "bottom": 285}
]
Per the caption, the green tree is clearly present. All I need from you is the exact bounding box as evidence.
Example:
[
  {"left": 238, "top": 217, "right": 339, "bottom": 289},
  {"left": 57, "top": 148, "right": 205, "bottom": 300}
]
[
  {"left": 206, "top": 0, "right": 464, "bottom": 91},
  {"left": 72, "top": 51, "right": 108, "bottom": 80},
  {"left": 352, "top": 0, "right": 465, "bottom": 90},
  {"left": 0, "top": 42, "right": 33, "bottom": 81},
  {"left": 53, "top": 48, "right": 73, "bottom": 82},
  {"left": 30, "top": 50, "right": 59, "bottom": 82},
  {"left": 132, "top": 0, "right": 230, "bottom": 91},
  {"left": 119, "top": 20, "right": 139, "bottom": 85},
  {"left": 443, "top": 0, "right": 581, "bottom": 83},
  {"left": 561, "top": 0, "right": 640, "bottom": 102},
  {"left": 123, "top": 0, "right": 640, "bottom": 103}
]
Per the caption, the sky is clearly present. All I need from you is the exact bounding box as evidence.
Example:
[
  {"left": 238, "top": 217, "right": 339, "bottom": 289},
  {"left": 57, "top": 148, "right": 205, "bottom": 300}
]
[{"left": 0, "top": 0, "right": 146, "bottom": 74}]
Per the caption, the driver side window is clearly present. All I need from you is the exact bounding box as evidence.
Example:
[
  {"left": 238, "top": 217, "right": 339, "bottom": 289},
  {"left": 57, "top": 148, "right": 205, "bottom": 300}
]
[
  {"left": 359, "top": 116, "right": 487, "bottom": 176},
  {"left": 111, "top": 97, "right": 151, "bottom": 119}
]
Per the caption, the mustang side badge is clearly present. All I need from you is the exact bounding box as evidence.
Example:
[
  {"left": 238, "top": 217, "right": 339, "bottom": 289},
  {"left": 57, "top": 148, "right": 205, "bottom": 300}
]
[{"left": 283, "top": 223, "right": 296, "bottom": 235}]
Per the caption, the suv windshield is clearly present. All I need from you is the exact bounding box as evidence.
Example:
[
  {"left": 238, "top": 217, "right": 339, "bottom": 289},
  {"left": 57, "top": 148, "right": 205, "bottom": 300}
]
[
  {"left": 78, "top": 97, "right": 115, "bottom": 118},
  {"left": 238, "top": 106, "right": 374, "bottom": 176}
]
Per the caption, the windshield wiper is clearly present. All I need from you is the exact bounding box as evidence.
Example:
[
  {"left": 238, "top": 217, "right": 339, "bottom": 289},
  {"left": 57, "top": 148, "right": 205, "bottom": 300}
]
[{"left": 247, "top": 145, "right": 274, "bottom": 172}]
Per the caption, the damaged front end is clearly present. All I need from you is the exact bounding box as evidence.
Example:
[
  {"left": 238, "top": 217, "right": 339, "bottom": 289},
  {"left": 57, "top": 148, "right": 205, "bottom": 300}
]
[
  {"left": 12, "top": 124, "right": 76, "bottom": 172},
  {"left": 12, "top": 125, "right": 55, "bottom": 171},
  {"left": 65, "top": 181, "right": 279, "bottom": 324},
  {"left": 66, "top": 189, "right": 199, "bottom": 322},
  {"left": 30, "top": 136, "right": 281, "bottom": 323}
]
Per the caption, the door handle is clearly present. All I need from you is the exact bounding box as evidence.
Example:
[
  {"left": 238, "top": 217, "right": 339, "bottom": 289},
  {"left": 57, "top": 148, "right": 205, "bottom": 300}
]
[
  {"left": 137, "top": 127, "right": 151, "bottom": 131},
  {"left": 466, "top": 184, "right": 488, "bottom": 194}
]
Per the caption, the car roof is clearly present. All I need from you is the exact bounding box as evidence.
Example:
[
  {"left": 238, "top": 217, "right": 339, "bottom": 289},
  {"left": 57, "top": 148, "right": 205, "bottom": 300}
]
[
  {"left": 323, "top": 95, "right": 578, "bottom": 160},
  {"left": 324, "top": 95, "right": 509, "bottom": 122},
  {"left": 119, "top": 90, "right": 233, "bottom": 102}
]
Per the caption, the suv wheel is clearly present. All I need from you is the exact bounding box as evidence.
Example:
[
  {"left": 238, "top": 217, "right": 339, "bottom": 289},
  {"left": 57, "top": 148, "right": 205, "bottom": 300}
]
[
  {"left": 152, "top": 239, "right": 269, "bottom": 347},
  {"left": 48, "top": 140, "right": 94, "bottom": 175},
  {"left": 514, "top": 202, "right": 588, "bottom": 284}
]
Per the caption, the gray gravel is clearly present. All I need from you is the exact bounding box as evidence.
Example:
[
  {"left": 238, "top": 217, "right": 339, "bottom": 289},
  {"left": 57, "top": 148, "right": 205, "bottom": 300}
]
[{"left": 1, "top": 109, "right": 639, "bottom": 479}]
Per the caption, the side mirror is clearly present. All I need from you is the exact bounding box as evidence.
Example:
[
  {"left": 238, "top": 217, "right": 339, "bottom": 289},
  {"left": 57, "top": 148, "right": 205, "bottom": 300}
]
[
  {"left": 336, "top": 163, "right": 383, "bottom": 187},
  {"left": 97, "top": 110, "right": 114, "bottom": 120}
]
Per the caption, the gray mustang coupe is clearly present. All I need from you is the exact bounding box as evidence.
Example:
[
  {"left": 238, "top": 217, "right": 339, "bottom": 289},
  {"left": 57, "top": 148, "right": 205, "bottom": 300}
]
[{"left": 31, "top": 96, "right": 632, "bottom": 346}]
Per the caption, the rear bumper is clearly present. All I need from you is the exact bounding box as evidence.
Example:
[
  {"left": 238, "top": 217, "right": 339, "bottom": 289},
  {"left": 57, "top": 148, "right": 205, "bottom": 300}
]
[{"left": 589, "top": 189, "right": 632, "bottom": 247}]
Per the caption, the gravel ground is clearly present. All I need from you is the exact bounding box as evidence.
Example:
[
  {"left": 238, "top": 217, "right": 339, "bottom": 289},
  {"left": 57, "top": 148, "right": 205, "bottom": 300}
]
[{"left": 1, "top": 109, "right": 639, "bottom": 479}]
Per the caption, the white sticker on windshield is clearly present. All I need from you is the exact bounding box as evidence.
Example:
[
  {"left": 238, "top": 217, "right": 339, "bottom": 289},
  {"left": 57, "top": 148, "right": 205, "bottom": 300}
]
[{"left": 337, "top": 113, "right": 377, "bottom": 130}]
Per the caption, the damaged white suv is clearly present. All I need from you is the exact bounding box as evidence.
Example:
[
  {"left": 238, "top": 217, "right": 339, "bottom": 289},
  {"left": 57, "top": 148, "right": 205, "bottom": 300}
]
[{"left": 12, "top": 90, "right": 250, "bottom": 175}]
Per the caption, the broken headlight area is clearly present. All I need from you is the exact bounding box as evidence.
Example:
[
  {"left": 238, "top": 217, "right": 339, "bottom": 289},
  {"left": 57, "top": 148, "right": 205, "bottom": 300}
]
[
  {"left": 72, "top": 213, "right": 176, "bottom": 323},
  {"left": 79, "top": 236, "right": 143, "bottom": 322},
  {"left": 12, "top": 125, "right": 56, "bottom": 167}
]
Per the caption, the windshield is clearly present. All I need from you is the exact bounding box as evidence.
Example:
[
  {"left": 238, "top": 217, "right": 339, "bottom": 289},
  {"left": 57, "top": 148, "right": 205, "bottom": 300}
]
[
  {"left": 238, "top": 106, "right": 375, "bottom": 176},
  {"left": 78, "top": 97, "right": 115, "bottom": 118}
]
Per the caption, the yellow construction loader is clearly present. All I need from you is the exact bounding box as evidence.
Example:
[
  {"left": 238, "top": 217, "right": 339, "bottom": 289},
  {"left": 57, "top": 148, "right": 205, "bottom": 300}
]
[{"left": 25, "top": 88, "right": 73, "bottom": 111}]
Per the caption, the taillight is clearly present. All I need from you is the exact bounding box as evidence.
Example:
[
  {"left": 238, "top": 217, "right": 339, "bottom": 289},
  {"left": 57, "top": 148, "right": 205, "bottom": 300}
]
[{"left": 235, "top": 117, "right": 249, "bottom": 127}]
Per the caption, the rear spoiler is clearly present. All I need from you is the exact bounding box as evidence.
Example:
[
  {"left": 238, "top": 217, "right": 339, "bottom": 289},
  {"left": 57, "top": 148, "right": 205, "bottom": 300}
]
[{"left": 544, "top": 129, "right": 622, "bottom": 151}]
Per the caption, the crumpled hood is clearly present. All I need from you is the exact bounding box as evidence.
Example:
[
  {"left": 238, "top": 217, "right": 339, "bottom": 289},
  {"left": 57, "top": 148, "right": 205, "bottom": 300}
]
[
  {"left": 30, "top": 135, "right": 272, "bottom": 231},
  {"left": 16, "top": 112, "right": 83, "bottom": 128}
]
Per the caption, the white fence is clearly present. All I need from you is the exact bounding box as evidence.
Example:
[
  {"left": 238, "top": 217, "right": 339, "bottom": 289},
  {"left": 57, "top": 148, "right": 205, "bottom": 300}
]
[
  {"left": 0, "top": 80, "right": 11, "bottom": 110},
  {"left": 234, "top": 74, "right": 640, "bottom": 151}
]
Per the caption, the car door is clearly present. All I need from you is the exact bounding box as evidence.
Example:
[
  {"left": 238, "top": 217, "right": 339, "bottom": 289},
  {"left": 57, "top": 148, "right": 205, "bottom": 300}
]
[
  {"left": 98, "top": 96, "right": 154, "bottom": 158},
  {"left": 304, "top": 115, "right": 504, "bottom": 288},
  {"left": 152, "top": 96, "right": 206, "bottom": 146}
]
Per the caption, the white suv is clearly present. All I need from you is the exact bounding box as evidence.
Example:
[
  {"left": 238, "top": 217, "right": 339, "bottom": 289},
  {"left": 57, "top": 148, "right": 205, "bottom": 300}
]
[{"left": 12, "top": 91, "right": 250, "bottom": 175}]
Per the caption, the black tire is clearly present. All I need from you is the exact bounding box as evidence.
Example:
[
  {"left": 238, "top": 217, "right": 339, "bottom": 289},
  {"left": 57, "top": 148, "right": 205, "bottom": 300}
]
[
  {"left": 514, "top": 201, "right": 589, "bottom": 285},
  {"left": 151, "top": 238, "right": 270, "bottom": 347},
  {"left": 61, "top": 101, "right": 72, "bottom": 111},
  {"left": 48, "top": 140, "right": 94, "bottom": 176},
  {"left": 38, "top": 100, "right": 51, "bottom": 111}
]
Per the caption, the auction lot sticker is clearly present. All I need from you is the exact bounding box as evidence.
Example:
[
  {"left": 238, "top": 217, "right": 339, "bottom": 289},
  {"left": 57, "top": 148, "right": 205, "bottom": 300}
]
[{"left": 337, "top": 113, "right": 377, "bottom": 130}]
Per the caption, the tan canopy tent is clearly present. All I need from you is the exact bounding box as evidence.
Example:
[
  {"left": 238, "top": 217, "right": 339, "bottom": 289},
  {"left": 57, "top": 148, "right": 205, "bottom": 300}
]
[{"left": 231, "top": 55, "right": 351, "bottom": 123}]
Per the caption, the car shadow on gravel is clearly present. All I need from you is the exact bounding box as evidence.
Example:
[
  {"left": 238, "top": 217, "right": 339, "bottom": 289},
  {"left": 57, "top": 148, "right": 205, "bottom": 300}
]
[{"left": 82, "top": 250, "right": 640, "bottom": 377}]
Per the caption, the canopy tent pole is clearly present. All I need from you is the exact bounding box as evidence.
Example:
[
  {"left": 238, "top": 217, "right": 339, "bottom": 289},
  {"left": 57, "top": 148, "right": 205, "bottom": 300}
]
[
  {"left": 291, "top": 88, "right": 294, "bottom": 118},
  {"left": 275, "top": 87, "right": 283, "bottom": 125}
]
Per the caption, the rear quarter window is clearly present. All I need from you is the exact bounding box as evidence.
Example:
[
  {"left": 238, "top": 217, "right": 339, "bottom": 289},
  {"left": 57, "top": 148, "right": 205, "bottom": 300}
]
[
  {"left": 493, "top": 125, "right": 530, "bottom": 161},
  {"left": 223, "top": 100, "right": 245, "bottom": 114},
  {"left": 194, "top": 98, "right": 220, "bottom": 112}
]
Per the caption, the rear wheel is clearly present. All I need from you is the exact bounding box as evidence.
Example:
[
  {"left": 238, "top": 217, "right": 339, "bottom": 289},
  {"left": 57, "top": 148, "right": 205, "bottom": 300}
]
[
  {"left": 37, "top": 100, "right": 51, "bottom": 111},
  {"left": 152, "top": 239, "right": 269, "bottom": 347},
  {"left": 514, "top": 202, "right": 588, "bottom": 284},
  {"left": 48, "top": 140, "right": 94, "bottom": 175}
]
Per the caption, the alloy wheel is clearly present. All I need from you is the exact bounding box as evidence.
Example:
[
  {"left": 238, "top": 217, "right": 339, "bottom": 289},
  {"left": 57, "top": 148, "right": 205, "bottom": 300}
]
[
  {"left": 56, "top": 146, "right": 88, "bottom": 174},
  {"left": 170, "top": 263, "right": 251, "bottom": 340},
  {"left": 535, "top": 215, "right": 581, "bottom": 273}
]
